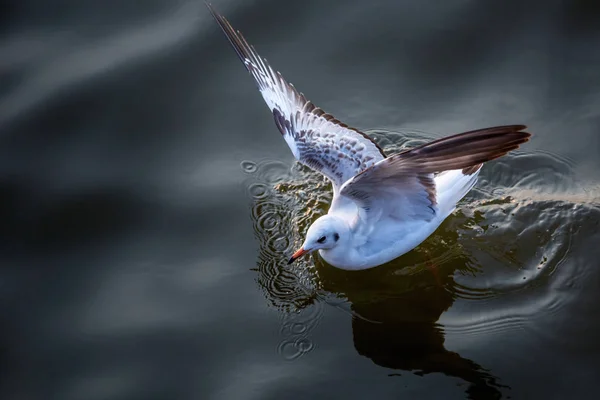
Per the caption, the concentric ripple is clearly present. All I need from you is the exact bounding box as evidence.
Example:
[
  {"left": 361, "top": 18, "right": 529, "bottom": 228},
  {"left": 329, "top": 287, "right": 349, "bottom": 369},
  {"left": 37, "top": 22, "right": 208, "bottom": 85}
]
[
  {"left": 242, "top": 128, "right": 600, "bottom": 359},
  {"left": 243, "top": 159, "right": 330, "bottom": 359}
]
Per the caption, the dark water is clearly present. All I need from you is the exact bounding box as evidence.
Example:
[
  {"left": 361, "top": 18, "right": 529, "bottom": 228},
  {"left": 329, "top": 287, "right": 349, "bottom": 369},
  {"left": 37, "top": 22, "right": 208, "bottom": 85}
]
[{"left": 2, "top": 1, "right": 600, "bottom": 399}]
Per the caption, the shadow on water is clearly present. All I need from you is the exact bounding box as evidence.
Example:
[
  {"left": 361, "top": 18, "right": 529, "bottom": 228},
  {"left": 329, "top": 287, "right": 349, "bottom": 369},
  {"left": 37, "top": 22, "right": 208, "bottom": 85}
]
[{"left": 243, "top": 129, "right": 600, "bottom": 399}]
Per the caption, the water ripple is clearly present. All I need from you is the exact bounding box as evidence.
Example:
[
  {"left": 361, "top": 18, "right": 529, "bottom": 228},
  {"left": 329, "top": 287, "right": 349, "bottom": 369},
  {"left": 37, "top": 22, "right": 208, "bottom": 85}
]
[
  {"left": 240, "top": 160, "right": 257, "bottom": 174},
  {"left": 243, "top": 159, "right": 329, "bottom": 359}
]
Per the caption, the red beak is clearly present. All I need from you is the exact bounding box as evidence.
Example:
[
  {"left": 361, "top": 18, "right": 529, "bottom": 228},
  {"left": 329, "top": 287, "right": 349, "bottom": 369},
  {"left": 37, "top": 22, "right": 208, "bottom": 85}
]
[{"left": 288, "top": 247, "right": 308, "bottom": 264}]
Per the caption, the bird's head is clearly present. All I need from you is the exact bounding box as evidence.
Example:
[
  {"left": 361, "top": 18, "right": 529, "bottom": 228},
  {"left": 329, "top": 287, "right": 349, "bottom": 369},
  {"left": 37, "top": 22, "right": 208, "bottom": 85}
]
[{"left": 288, "top": 215, "right": 349, "bottom": 264}]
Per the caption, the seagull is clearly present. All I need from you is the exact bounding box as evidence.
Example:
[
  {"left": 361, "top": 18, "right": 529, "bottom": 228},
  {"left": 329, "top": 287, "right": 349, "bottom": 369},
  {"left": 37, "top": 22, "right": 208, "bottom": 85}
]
[{"left": 207, "top": 3, "right": 531, "bottom": 270}]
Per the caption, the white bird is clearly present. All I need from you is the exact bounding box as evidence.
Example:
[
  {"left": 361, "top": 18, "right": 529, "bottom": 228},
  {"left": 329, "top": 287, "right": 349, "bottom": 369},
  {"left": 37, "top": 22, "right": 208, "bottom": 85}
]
[{"left": 207, "top": 3, "right": 531, "bottom": 270}]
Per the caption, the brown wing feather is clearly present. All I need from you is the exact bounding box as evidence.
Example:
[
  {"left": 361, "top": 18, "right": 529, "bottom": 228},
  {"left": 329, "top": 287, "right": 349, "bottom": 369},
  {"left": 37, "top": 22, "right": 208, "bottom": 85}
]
[
  {"left": 394, "top": 125, "right": 530, "bottom": 171},
  {"left": 357, "top": 125, "right": 530, "bottom": 180},
  {"left": 339, "top": 125, "right": 531, "bottom": 221}
]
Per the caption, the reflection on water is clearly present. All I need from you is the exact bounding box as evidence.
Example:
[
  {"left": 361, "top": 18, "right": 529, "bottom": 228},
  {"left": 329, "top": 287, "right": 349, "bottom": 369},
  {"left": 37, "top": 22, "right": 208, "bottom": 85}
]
[{"left": 244, "top": 129, "right": 600, "bottom": 398}]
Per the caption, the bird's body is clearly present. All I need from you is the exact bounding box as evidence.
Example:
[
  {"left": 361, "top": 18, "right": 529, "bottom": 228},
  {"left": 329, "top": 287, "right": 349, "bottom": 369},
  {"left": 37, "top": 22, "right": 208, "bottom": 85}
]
[
  {"left": 321, "top": 168, "right": 479, "bottom": 270},
  {"left": 207, "top": 3, "right": 531, "bottom": 270}
]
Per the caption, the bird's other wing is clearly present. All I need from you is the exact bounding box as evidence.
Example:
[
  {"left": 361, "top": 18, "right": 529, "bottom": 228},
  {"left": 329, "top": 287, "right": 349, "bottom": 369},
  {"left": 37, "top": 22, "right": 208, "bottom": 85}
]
[{"left": 339, "top": 125, "right": 531, "bottom": 225}]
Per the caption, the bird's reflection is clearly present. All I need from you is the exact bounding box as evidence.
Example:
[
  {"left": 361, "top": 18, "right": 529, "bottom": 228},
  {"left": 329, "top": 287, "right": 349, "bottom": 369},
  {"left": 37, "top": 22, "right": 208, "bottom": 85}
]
[{"left": 314, "top": 243, "right": 507, "bottom": 399}]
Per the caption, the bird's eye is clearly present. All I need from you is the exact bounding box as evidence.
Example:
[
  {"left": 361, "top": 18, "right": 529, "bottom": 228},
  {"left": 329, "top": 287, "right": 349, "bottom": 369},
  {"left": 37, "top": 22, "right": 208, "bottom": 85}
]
[
  {"left": 333, "top": 233, "right": 340, "bottom": 242},
  {"left": 317, "top": 236, "right": 326, "bottom": 244}
]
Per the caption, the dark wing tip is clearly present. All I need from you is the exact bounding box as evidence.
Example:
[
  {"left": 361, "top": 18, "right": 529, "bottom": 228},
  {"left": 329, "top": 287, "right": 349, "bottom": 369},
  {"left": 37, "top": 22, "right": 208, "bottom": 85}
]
[
  {"left": 205, "top": 2, "right": 219, "bottom": 16},
  {"left": 508, "top": 124, "right": 532, "bottom": 140},
  {"left": 206, "top": 2, "right": 253, "bottom": 68},
  {"left": 205, "top": 2, "right": 221, "bottom": 23}
]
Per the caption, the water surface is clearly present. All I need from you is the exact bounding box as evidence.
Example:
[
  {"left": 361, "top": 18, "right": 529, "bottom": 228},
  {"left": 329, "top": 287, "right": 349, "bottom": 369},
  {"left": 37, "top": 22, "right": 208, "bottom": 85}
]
[{"left": 1, "top": 1, "right": 600, "bottom": 399}]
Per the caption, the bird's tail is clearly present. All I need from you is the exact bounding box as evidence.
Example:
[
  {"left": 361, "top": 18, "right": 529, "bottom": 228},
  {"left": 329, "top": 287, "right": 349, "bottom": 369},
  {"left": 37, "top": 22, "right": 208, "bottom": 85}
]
[{"left": 435, "top": 166, "right": 482, "bottom": 217}]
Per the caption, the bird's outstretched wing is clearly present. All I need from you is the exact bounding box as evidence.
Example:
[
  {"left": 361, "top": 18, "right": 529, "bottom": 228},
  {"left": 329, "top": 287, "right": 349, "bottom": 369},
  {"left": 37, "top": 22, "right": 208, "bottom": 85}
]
[
  {"left": 207, "top": 3, "right": 386, "bottom": 192},
  {"left": 339, "top": 125, "right": 531, "bottom": 225}
]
